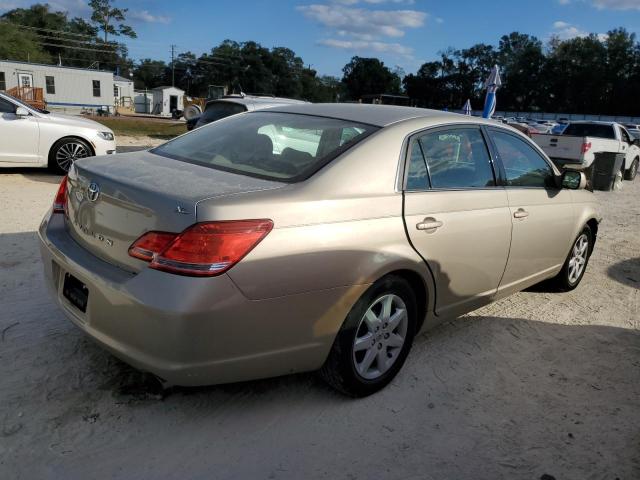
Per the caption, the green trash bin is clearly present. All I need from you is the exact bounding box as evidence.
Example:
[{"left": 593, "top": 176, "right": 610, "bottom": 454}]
[{"left": 591, "top": 152, "right": 625, "bottom": 191}]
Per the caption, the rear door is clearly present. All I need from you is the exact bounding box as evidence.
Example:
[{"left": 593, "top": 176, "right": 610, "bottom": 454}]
[
  {"left": 403, "top": 125, "right": 512, "bottom": 317},
  {"left": 487, "top": 128, "right": 576, "bottom": 294},
  {"left": 0, "top": 96, "right": 40, "bottom": 164}
]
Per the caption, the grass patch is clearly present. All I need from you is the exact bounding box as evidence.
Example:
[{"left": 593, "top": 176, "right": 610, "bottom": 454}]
[{"left": 88, "top": 116, "right": 185, "bottom": 139}]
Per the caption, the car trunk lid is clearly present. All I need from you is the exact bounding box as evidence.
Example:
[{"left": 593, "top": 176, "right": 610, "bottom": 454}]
[{"left": 65, "top": 151, "right": 284, "bottom": 272}]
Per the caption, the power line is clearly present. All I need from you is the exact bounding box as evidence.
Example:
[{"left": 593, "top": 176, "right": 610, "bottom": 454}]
[
  {"left": 37, "top": 42, "right": 121, "bottom": 54},
  {"left": 10, "top": 22, "right": 119, "bottom": 44}
]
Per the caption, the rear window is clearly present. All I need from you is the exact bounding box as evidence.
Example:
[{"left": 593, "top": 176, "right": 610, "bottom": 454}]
[
  {"left": 154, "top": 112, "right": 378, "bottom": 182},
  {"left": 563, "top": 124, "right": 615, "bottom": 139},
  {"left": 199, "top": 101, "right": 247, "bottom": 124}
]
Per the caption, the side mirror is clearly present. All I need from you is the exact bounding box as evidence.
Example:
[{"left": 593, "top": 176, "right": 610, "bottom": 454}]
[
  {"left": 15, "top": 107, "right": 29, "bottom": 117},
  {"left": 561, "top": 170, "right": 586, "bottom": 190}
]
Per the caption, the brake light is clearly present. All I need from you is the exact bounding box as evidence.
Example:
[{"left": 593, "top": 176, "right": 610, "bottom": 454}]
[
  {"left": 128, "top": 232, "right": 177, "bottom": 261},
  {"left": 129, "top": 220, "right": 273, "bottom": 277},
  {"left": 53, "top": 176, "right": 68, "bottom": 214},
  {"left": 581, "top": 142, "right": 592, "bottom": 154}
]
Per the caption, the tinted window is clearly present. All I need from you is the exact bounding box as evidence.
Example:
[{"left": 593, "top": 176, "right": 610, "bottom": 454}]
[
  {"left": 0, "top": 97, "right": 16, "bottom": 113},
  {"left": 154, "top": 112, "right": 377, "bottom": 182},
  {"left": 406, "top": 140, "right": 429, "bottom": 190},
  {"left": 45, "top": 76, "right": 55, "bottom": 94},
  {"left": 199, "top": 102, "right": 247, "bottom": 125},
  {"left": 491, "top": 130, "right": 554, "bottom": 188},
  {"left": 563, "top": 123, "right": 615, "bottom": 139},
  {"left": 92, "top": 80, "right": 101, "bottom": 97},
  {"left": 415, "top": 128, "right": 495, "bottom": 189}
]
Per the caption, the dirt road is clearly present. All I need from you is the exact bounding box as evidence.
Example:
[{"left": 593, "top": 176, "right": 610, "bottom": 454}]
[{"left": 0, "top": 169, "right": 638, "bottom": 479}]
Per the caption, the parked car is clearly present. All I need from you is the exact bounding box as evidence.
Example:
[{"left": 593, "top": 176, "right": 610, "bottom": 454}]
[
  {"left": 531, "top": 121, "right": 640, "bottom": 180},
  {"left": 0, "top": 91, "right": 116, "bottom": 173},
  {"left": 39, "top": 104, "right": 601, "bottom": 396},
  {"left": 623, "top": 124, "right": 640, "bottom": 140},
  {"left": 192, "top": 94, "right": 307, "bottom": 130}
]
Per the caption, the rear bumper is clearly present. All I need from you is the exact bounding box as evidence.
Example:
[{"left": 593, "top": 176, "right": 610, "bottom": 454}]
[{"left": 38, "top": 213, "right": 367, "bottom": 386}]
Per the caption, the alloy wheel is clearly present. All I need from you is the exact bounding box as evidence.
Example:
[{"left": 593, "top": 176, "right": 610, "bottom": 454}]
[
  {"left": 352, "top": 294, "right": 408, "bottom": 380},
  {"left": 568, "top": 233, "right": 589, "bottom": 284},
  {"left": 56, "top": 142, "right": 90, "bottom": 172}
]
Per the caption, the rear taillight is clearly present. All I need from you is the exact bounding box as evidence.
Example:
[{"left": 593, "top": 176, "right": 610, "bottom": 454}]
[
  {"left": 53, "top": 175, "right": 68, "bottom": 214},
  {"left": 581, "top": 142, "right": 592, "bottom": 154},
  {"left": 128, "top": 232, "right": 177, "bottom": 262},
  {"left": 128, "top": 220, "right": 273, "bottom": 277}
]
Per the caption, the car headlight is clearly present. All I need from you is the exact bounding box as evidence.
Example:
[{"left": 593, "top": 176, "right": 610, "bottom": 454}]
[{"left": 97, "top": 131, "right": 114, "bottom": 141}]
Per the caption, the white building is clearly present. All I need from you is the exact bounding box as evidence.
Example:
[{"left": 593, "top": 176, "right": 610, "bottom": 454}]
[
  {"left": 0, "top": 60, "right": 115, "bottom": 114},
  {"left": 151, "top": 86, "right": 184, "bottom": 116}
]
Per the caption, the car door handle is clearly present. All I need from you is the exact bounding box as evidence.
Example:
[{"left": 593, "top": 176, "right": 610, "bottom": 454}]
[
  {"left": 416, "top": 218, "right": 443, "bottom": 231},
  {"left": 513, "top": 208, "right": 529, "bottom": 219}
]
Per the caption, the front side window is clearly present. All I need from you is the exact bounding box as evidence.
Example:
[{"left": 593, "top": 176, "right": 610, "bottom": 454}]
[
  {"left": 92, "top": 80, "right": 101, "bottom": 97},
  {"left": 620, "top": 127, "right": 632, "bottom": 144},
  {"left": 153, "top": 112, "right": 377, "bottom": 182},
  {"left": 409, "top": 127, "right": 495, "bottom": 189},
  {"left": 0, "top": 97, "right": 16, "bottom": 114},
  {"left": 491, "top": 130, "right": 554, "bottom": 188},
  {"left": 0, "top": 72, "right": 5, "bottom": 91},
  {"left": 45, "top": 76, "right": 55, "bottom": 94}
]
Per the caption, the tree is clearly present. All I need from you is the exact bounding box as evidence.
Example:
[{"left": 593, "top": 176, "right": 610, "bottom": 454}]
[
  {"left": 0, "top": 22, "right": 50, "bottom": 63},
  {"left": 341, "top": 56, "right": 401, "bottom": 100},
  {"left": 88, "top": 0, "right": 136, "bottom": 43}
]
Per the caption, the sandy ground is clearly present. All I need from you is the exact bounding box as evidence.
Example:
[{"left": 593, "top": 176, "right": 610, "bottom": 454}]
[
  {"left": 116, "top": 135, "right": 168, "bottom": 149},
  {"left": 0, "top": 167, "right": 638, "bottom": 479}
]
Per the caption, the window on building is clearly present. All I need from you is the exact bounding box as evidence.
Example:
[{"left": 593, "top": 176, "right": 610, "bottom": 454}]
[
  {"left": 45, "top": 76, "right": 55, "bottom": 94},
  {"left": 92, "top": 80, "right": 101, "bottom": 97},
  {"left": 0, "top": 72, "right": 6, "bottom": 91}
]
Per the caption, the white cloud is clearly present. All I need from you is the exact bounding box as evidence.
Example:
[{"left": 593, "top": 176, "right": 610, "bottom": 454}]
[
  {"left": 319, "top": 38, "right": 414, "bottom": 56},
  {"left": 128, "top": 10, "right": 171, "bottom": 24},
  {"left": 592, "top": 0, "right": 640, "bottom": 9},
  {"left": 557, "top": 0, "right": 640, "bottom": 9},
  {"left": 551, "top": 20, "right": 608, "bottom": 41},
  {"left": 297, "top": 4, "right": 426, "bottom": 38},
  {"left": 333, "top": 0, "right": 416, "bottom": 4},
  {"left": 0, "top": 0, "right": 89, "bottom": 14}
]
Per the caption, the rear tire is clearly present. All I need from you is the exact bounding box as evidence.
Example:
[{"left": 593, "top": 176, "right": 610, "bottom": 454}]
[
  {"left": 624, "top": 157, "right": 638, "bottom": 181},
  {"left": 549, "top": 225, "right": 593, "bottom": 292},
  {"left": 320, "top": 275, "right": 417, "bottom": 397},
  {"left": 48, "top": 137, "right": 92, "bottom": 174}
]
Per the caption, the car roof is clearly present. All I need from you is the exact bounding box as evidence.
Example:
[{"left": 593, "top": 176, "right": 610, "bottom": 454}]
[
  {"left": 209, "top": 95, "right": 307, "bottom": 107},
  {"left": 264, "top": 103, "right": 474, "bottom": 127}
]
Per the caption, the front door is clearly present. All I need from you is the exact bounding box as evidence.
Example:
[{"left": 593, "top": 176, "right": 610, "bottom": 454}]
[
  {"left": 18, "top": 73, "right": 33, "bottom": 88},
  {"left": 488, "top": 128, "right": 576, "bottom": 294},
  {"left": 0, "top": 96, "right": 40, "bottom": 164},
  {"left": 403, "top": 126, "right": 512, "bottom": 317}
]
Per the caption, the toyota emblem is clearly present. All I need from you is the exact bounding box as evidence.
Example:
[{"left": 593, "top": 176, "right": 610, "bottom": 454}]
[{"left": 87, "top": 182, "right": 100, "bottom": 202}]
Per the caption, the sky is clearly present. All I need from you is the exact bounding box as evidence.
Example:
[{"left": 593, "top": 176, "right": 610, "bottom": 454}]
[{"left": 1, "top": 0, "right": 639, "bottom": 76}]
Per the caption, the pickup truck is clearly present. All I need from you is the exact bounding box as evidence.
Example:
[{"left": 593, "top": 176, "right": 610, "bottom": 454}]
[{"left": 531, "top": 121, "right": 639, "bottom": 181}]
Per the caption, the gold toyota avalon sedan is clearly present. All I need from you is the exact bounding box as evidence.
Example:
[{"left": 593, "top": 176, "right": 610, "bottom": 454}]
[{"left": 39, "top": 104, "right": 601, "bottom": 396}]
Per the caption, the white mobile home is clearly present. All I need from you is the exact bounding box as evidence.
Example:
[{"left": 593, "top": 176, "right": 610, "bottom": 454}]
[{"left": 0, "top": 60, "right": 114, "bottom": 114}]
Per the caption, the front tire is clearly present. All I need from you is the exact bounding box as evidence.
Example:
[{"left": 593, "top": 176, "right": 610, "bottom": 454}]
[
  {"left": 624, "top": 157, "right": 638, "bottom": 181},
  {"left": 550, "top": 226, "right": 593, "bottom": 292},
  {"left": 48, "top": 138, "right": 92, "bottom": 174},
  {"left": 320, "top": 275, "right": 417, "bottom": 397}
]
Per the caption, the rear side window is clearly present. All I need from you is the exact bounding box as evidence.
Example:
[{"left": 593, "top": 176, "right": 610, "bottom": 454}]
[
  {"left": 491, "top": 130, "right": 554, "bottom": 188},
  {"left": 199, "top": 102, "right": 247, "bottom": 124},
  {"left": 153, "top": 112, "right": 378, "bottom": 182},
  {"left": 563, "top": 123, "right": 615, "bottom": 139},
  {"left": 407, "top": 127, "right": 496, "bottom": 190}
]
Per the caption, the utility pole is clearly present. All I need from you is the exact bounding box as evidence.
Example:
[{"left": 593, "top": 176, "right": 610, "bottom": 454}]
[{"left": 171, "top": 44, "right": 176, "bottom": 87}]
